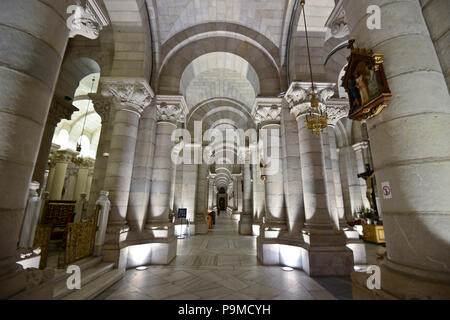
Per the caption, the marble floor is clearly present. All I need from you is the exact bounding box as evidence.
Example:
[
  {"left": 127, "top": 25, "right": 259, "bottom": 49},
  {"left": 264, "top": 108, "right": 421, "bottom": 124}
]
[{"left": 95, "top": 213, "right": 382, "bottom": 300}]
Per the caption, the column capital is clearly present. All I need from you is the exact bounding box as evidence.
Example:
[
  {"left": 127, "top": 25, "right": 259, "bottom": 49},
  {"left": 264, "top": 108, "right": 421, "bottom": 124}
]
[
  {"left": 99, "top": 78, "right": 154, "bottom": 115},
  {"left": 67, "top": 0, "right": 109, "bottom": 40},
  {"left": 324, "top": 0, "right": 349, "bottom": 41},
  {"left": 89, "top": 93, "right": 112, "bottom": 123},
  {"left": 326, "top": 99, "right": 350, "bottom": 126},
  {"left": 352, "top": 141, "right": 370, "bottom": 152},
  {"left": 155, "top": 95, "right": 188, "bottom": 124},
  {"left": 72, "top": 157, "right": 95, "bottom": 169},
  {"left": 252, "top": 97, "right": 283, "bottom": 127},
  {"left": 48, "top": 96, "right": 79, "bottom": 127},
  {"left": 285, "top": 82, "right": 336, "bottom": 120},
  {"left": 54, "top": 149, "right": 78, "bottom": 164}
]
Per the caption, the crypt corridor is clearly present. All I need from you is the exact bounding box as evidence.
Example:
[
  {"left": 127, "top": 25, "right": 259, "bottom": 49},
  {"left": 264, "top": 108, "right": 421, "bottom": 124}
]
[{"left": 0, "top": 0, "right": 449, "bottom": 301}]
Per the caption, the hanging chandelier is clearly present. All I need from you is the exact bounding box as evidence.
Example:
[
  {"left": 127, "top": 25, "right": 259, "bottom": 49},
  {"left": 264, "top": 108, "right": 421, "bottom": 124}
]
[
  {"left": 301, "top": 0, "right": 328, "bottom": 135},
  {"left": 76, "top": 75, "right": 96, "bottom": 153}
]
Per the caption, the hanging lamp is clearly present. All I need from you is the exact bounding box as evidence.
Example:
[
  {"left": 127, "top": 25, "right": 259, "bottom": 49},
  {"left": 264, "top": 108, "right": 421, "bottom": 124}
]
[{"left": 301, "top": 0, "right": 328, "bottom": 135}]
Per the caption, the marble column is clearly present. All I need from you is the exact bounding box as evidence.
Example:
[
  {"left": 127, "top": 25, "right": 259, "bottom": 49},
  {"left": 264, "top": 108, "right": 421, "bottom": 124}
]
[
  {"left": 32, "top": 97, "right": 78, "bottom": 190},
  {"left": 237, "top": 175, "right": 243, "bottom": 213},
  {"left": 239, "top": 163, "right": 253, "bottom": 234},
  {"left": 49, "top": 149, "right": 77, "bottom": 200},
  {"left": 146, "top": 96, "right": 187, "bottom": 241},
  {"left": 343, "top": 0, "right": 450, "bottom": 299},
  {"left": 99, "top": 79, "right": 152, "bottom": 268},
  {"left": 195, "top": 163, "right": 208, "bottom": 234},
  {"left": 0, "top": 0, "right": 78, "bottom": 299},
  {"left": 286, "top": 82, "right": 353, "bottom": 276}
]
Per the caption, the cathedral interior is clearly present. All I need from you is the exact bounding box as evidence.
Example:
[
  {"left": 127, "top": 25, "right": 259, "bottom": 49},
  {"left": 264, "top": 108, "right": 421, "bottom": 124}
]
[{"left": 0, "top": 0, "right": 449, "bottom": 302}]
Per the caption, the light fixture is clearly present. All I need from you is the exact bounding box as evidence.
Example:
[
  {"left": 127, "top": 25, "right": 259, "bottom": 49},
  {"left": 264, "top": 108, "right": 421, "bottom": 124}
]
[
  {"left": 76, "top": 75, "right": 96, "bottom": 152},
  {"left": 282, "top": 267, "right": 294, "bottom": 272},
  {"left": 301, "top": 0, "right": 328, "bottom": 135},
  {"left": 136, "top": 266, "right": 149, "bottom": 271}
]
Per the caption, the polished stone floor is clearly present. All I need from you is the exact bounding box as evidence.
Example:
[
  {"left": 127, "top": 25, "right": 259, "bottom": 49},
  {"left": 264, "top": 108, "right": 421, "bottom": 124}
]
[{"left": 95, "top": 213, "right": 381, "bottom": 300}]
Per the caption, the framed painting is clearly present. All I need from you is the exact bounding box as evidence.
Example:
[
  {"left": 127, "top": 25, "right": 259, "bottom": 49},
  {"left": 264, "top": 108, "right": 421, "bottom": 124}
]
[{"left": 341, "top": 40, "right": 392, "bottom": 121}]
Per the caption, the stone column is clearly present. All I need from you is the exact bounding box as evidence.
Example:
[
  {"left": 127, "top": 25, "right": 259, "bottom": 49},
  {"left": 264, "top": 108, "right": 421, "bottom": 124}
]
[
  {"left": 286, "top": 82, "right": 353, "bottom": 276},
  {"left": 343, "top": 0, "right": 450, "bottom": 299},
  {"left": 146, "top": 96, "right": 187, "bottom": 236},
  {"left": 338, "top": 145, "right": 364, "bottom": 221},
  {"left": 73, "top": 158, "right": 94, "bottom": 201},
  {"left": 325, "top": 100, "right": 352, "bottom": 228},
  {"left": 87, "top": 93, "right": 114, "bottom": 215},
  {"left": 321, "top": 128, "right": 339, "bottom": 229},
  {"left": 99, "top": 79, "right": 152, "bottom": 268},
  {"left": 237, "top": 175, "right": 243, "bottom": 213},
  {"left": 85, "top": 167, "right": 94, "bottom": 200},
  {"left": 195, "top": 163, "right": 208, "bottom": 234},
  {"left": 207, "top": 176, "right": 214, "bottom": 210},
  {"left": 254, "top": 102, "right": 286, "bottom": 229},
  {"left": 32, "top": 97, "right": 78, "bottom": 189},
  {"left": 352, "top": 141, "right": 371, "bottom": 209},
  {"left": 0, "top": 0, "right": 87, "bottom": 299},
  {"left": 49, "top": 149, "right": 77, "bottom": 200},
  {"left": 45, "top": 155, "right": 57, "bottom": 193},
  {"left": 63, "top": 164, "right": 78, "bottom": 200},
  {"left": 239, "top": 163, "right": 253, "bottom": 234}
]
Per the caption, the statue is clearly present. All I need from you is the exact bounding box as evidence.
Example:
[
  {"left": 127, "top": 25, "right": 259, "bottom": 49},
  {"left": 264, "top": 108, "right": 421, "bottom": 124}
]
[{"left": 357, "top": 164, "right": 378, "bottom": 213}]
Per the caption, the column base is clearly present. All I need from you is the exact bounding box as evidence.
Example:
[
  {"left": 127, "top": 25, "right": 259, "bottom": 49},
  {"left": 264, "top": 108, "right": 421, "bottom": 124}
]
[
  {"left": 195, "top": 223, "right": 208, "bottom": 235},
  {"left": 125, "top": 237, "right": 177, "bottom": 268},
  {"left": 238, "top": 214, "right": 253, "bottom": 235},
  {"left": 231, "top": 212, "right": 241, "bottom": 221},
  {"left": 144, "top": 221, "right": 175, "bottom": 238},
  {"left": 257, "top": 229, "right": 354, "bottom": 276},
  {"left": 342, "top": 226, "right": 367, "bottom": 265},
  {"left": 352, "top": 260, "right": 450, "bottom": 300},
  {"left": 102, "top": 224, "right": 130, "bottom": 269}
]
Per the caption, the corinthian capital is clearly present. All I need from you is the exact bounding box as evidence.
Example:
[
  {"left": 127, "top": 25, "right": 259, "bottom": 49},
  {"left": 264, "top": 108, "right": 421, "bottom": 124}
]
[
  {"left": 67, "top": 0, "right": 109, "bottom": 40},
  {"left": 99, "top": 78, "right": 154, "bottom": 114},
  {"left": 252, "top": 97, "right": 282, "bottom": 126},
  {"left": 155, "top": 95, "right": 188, "bottom": 123},
  {"left": 285, "top": 82, "right": 336, "bottom": 119},
  {"left": 48, "top": 96, "right": 79, "bottom": 127},
  {"left": 326, "top": 99, "right": 350, "bottom": 126},
  {"left": 89, "top": 93, "right": 112, "bottom": 123},
  {"left": 324, "top": 0, "right": 350, "bottom": 41}
]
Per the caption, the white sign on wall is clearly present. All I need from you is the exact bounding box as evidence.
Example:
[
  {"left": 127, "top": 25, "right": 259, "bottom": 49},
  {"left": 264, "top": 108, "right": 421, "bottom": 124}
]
[{"left": 381, "top": 182, "right": 392, "bottom": 199}]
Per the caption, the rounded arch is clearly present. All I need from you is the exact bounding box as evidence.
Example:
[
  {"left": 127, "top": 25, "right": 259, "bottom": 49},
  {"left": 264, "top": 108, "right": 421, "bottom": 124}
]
[{"left": 158, "top": 36, "right": 280, "bottom": 97}]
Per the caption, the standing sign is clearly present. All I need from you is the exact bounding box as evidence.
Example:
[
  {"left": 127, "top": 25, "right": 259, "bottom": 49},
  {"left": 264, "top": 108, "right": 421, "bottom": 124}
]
[
  {"left": 381, "top": 182, "right": 392, "bottom": 199},
  {"left": 178, "top": 208, "right": 187, "bottom": 219},
  {"left": 177, "top": 209, "right": 187, "bottom": 239}
]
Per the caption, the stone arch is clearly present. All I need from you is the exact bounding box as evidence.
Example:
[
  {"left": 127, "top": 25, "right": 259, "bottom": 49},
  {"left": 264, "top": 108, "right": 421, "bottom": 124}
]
[{"left": 158, "top": 36, "right": 281, "bottom": 96}]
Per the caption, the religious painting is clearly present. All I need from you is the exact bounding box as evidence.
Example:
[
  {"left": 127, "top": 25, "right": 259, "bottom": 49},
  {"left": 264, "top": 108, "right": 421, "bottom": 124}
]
[{"left": 341, "top": 41, "right": 392, "bottom": 121}]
